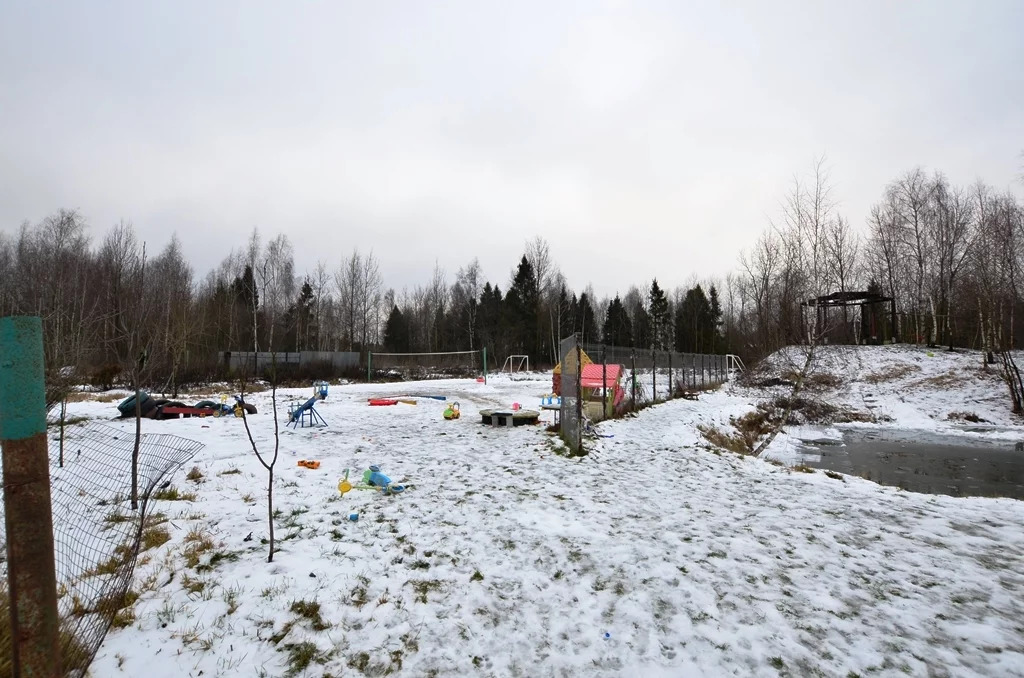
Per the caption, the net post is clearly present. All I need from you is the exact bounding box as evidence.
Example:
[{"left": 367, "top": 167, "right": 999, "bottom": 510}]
[
  {"left": 0, "top": 316, "right": 61, "bottom": 678},
  {"left": 483, "top": 347, "right": 487, "bottom": 384},
  {"left": 367, "top": 352, "right": 372, "bottom": 383}
]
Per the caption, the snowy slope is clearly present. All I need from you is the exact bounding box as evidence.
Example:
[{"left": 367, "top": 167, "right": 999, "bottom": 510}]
[
  {"left": 726, "top": 345, "right": 1024, "bottom": 463},
  {"left": 53, "top": 369, "right": 1024, "bottom": 677}
]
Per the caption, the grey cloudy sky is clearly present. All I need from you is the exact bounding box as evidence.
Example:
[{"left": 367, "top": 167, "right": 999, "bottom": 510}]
[{"left": 2, "top": 1, "right": 1022, "bottom": 298}]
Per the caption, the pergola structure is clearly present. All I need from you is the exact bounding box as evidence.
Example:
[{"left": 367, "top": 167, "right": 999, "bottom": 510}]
[{"left": 801, "top": 291, "right": 897, "bottom": 345}]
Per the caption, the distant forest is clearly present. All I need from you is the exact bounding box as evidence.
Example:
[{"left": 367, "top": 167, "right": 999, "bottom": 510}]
[{"left": 0, "top": 161, "right": 1021, "bottom": 390}]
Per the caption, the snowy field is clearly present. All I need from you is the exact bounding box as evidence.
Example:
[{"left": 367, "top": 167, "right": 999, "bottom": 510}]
[{"left": 55, "top": 354, "right": 1024, "bottom": 677}]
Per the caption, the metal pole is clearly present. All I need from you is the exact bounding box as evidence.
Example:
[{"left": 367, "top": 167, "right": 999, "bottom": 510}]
[
  {"left": 668, "top": 351, "right": 673, "bottom": 399},
  {"left": 651, "top": 348, "right": 657, "bottom": 404},
  {"left": 0, "top": 316, "right": 61, "bottom": 678},
  {"left": 366, "top": 352, "right": 372, "bottom": 383},
  {"left": 575, "top": 337, "right": 583, "bottom": 454},
  {"left": 631, "top": 349, "right": 636, "bottom": 412},
  {"left": 701, "top": 354, "right": 706, "bottom": 388},
  {"left": 483, "top": 347, "right": 487, "bottom": 384}
]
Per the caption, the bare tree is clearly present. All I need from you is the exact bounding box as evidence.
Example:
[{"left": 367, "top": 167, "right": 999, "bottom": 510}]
[
  {"left": 755, "top": 158, "right": 839, "bottom": 457},
  {"left": 359, "top": 250, "right": 383, "bottom": 349},
  {"left": 452, "top": 258, "right": 483, "bottom": 349},
  {"left": 246, "top": 228, "right": 262, "bottom": 353}
]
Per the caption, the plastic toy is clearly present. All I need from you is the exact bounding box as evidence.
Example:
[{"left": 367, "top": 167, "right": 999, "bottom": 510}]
[
  {"left": 337, "top": 467, "right": 405, "bottom": 496},
  {"left": 348, "top": 513, "right": 359, "bottom": 522},
  {"left": 368, "top": 398, "right": 398, "bottom": 406},
  {"left": 297, "top": 459, "right": 321, "bottom": 469},
  {"left": 363, "top": 465, "right": 405, "bottom": 494},
  {"left": 443, "top": 402, "right": 460, "bottom": 420},
  {"left": 338, "top": 469, "right": 353, "bottom": 495}
]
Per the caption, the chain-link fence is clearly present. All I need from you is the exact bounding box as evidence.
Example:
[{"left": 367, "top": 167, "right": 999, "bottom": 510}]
[
  {"left": 1, "top": 423, "right": 202, "bottom": 676},
  {"left": 582, "top": 343, "right": 729, "bottom": 406},
  {"left": 558, "top": 335, "right": 583, "bottom": 455}
]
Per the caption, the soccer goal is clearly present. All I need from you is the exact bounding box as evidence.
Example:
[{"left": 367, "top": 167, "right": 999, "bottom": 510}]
[
  {"left": 367, "top": 349, "right": 486, "bottom": 382},
  {"left": 501, "top": 355, "right": 529, "bottom": 376}
]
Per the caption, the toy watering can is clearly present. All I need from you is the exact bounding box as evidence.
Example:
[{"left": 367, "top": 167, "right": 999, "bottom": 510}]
[{"left": 338, "top": 469, "right": 352, "bottom": 496}]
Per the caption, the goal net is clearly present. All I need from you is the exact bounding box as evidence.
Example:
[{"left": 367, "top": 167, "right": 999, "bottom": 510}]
[
  {"left": 368, "top": 350, "right": 484, "bottom": 381},
  {"left": 501, "top": 355, "right": 530, "bottom": 375}
]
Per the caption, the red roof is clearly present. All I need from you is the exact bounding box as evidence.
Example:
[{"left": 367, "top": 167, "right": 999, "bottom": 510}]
[{"left": 579, "top": 363, "right": 622, "bottom": 388}]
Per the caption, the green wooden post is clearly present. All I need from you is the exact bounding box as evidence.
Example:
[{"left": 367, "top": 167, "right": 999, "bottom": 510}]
[
  {"left": 0, "top": 316, "right": 61, "bottom": 677},
  {"left": 367, "top": 352, "right": 372, "bottom": 383},
  {"left": 483, "top": 347, "right": 487, "bottom": 384}
]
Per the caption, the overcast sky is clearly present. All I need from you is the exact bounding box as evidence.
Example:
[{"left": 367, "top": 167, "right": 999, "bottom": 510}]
[{"left": 1, "top": 1, "right": 1022, "bottom": 299}]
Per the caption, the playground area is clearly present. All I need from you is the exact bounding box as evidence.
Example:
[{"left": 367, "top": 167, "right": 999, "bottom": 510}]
[{"left": 48, "top": 364, "right": 1024, "bottom": 677}]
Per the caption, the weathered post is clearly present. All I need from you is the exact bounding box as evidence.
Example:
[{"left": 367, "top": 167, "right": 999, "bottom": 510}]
[{"left": 0, "top": 316, "right": 61, "bottom": 677}]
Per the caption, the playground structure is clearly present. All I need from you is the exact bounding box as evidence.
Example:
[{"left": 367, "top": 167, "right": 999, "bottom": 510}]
[
  {"left": 288, "top": 395, "right": 326, "bottom": 428},
  {"left": 552, "top": 350, "right": 625, "bottom": 420}
]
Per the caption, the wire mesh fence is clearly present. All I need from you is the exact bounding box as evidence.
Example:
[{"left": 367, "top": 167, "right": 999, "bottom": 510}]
[
  {"left": 582, "top": 343, "right": 730, "bottom": 406},
  {"left": 1, "top": 422, "right": 202, "bottom": 676},
  {"left": 558, "top": 335, "right": 583, "bottom": 455}
]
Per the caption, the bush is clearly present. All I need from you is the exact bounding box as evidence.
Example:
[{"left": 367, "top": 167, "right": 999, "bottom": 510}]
[{"left": 91, "top": 364, "right": 122, "bottom": 391}]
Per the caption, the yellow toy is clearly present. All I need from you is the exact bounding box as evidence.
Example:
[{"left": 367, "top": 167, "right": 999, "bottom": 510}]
[
  {"left": 443, "top": 402, "right": 460, "bottom": 420},
  {"left": 338, "top": 469, "right": 352, "bottom": 495}
]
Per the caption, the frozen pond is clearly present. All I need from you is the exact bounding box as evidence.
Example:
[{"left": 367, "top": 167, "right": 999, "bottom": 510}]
[{"left": 800, "top": 429, "right": 1024, "bottom": 500}]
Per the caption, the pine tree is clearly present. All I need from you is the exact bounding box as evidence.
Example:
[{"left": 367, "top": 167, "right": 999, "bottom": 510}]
[
  {"left": 602, "top": 295, "right": 633, "bottom": 346},
  {"left": 506, "top": 256, "right": 539, "bottom": 359},
  {"left": 383, "top": 305, "right": 409, "bottom": 352},
  {"left": 648, "top": 279, "right": 670, "bottom": 349},
  {"left": 577, "top": 292, "right": 598, "bottom": 344}
]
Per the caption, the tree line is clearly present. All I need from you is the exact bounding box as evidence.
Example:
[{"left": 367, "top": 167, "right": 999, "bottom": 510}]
[
  {"left": 734, "top": 160, "right": 1024, "bottom": 360},
  {"left": 1, "top": 159, "right": 1020, "bottom": 392}
]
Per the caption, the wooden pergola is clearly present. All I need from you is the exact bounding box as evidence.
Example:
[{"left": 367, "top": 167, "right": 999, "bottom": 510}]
[{"left": 801, "top": 291, "right": 897, "bottom": 344}]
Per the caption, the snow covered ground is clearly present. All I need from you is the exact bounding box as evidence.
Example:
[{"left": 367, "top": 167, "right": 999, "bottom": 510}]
[{"left": 53, "top": 354, "right": 1024, "bottom": 677}]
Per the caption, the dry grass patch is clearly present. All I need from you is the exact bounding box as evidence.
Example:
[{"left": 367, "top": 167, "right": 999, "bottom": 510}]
[
  {"left": 864, "top": 364, "right": 920, "bottom": 384},
  {"left": 183, "top": 526, "right": 217, "bottom": 568},
  {"left": 141, "top": 525, "right": 171, "bottom": 551}
]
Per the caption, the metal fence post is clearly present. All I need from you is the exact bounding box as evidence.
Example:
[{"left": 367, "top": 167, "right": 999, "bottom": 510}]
[
  {"left": 631, "top": 349, "right": 636, "bottom": 411},
  {"left": 0, "top": 316, "right": 61, "bottom": 678},
  {"left": 575, "top": 339, "right": 583, "bottom": 451},
  {"left": 651, "top": 348, "right": 657, "bottom": 404},
  {"left": 701, "top": 354, "right": 706, "bottom": 388},
  {"left": 668, "top": 351, "right": 673, "bottom": 399}
]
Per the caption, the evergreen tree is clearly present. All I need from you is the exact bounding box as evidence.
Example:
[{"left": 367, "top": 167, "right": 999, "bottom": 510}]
[
  {"left": 382, "top": 305, "right": 410, "bottom": 352},
  {"left": 577, "top": 292, "right": 598, "bottom": 344},
  {"left": 633, "top": 305, "right": 651, "bottom": 349},
  {"left": 506, "top": 256, "right": 539, "bottom": 359},
  {"left": 707, "top": 284, "right": 723, "bottom": 353},
  {"left": 648, "top": 279, "right": 671, "bottom": 350},
  {"left": 675, "top": 284, "right": 718, "bottom": 353},
  {"left": 602, "top": 295, "right": 633, "bottom": 346}
]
